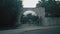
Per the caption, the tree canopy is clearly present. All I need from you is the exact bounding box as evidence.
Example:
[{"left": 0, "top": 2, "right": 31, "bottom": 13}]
[
  {"left": 37, "top": 0, "right": 60, "bottom": 17},
  {"left": 0, "top": 0, "right": 23, "bottom": 27}
]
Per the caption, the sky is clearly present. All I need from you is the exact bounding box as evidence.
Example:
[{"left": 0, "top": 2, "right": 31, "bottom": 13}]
[{"left": 22, "top": 0, "right": 41, "bottom": 8}]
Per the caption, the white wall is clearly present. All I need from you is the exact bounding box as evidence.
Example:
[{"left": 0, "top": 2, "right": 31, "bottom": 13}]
[{"left": 35, "top": 7, "right": 45, "bottom": 18}]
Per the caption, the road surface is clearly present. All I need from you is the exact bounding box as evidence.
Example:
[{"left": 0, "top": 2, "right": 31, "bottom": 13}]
[{"left": 0, "top": 24, "right": 60, "bottom": 34}]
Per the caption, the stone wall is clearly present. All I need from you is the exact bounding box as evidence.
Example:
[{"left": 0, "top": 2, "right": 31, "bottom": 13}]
[
  {"left": 44, "top": 17, "right": 60, "bottom": 26},
  {"left": 23, "top": 7, "right": 45, "bottom": 18}
]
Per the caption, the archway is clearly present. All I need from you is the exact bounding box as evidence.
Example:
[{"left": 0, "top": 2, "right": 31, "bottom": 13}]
[
  {"left": 20, "top": 10, "right": 38, "bottom": 24},
  {"left": 23, "top": 10, "right": 37, "bottom": 16}
]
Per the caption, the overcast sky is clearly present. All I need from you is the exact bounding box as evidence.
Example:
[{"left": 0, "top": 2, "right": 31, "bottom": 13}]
[{"left": 22, "top": 0, "right": 41, "bottom": 8}]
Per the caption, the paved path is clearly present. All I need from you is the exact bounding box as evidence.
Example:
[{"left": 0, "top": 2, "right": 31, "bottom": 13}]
[
  {"left": 20, "top": 29, "right": 60, "bottom": 34},
  {"left": 0, "top": 24, "right": 60, "bottom": 34}
]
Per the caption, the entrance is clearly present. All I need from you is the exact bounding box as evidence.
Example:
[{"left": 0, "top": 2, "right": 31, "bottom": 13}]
[{"left": 20, "top": 10, "right": 39, "bottom": 25}]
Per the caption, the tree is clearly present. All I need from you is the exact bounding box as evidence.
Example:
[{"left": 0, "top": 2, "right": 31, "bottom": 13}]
[
  {"left": 0, "top": 0, "right": 23, "bottom": 27},
  {"left": 38, "top": 0, "right": 60, "bottom": 17}
]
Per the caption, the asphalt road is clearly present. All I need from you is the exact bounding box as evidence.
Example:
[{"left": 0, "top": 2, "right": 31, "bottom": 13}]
[
  {"left": 20, "top": 29, "right": 60, "bottom": 34},
  {"left": 0, "top": 24, "right": 60, "bottom": 34}
]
